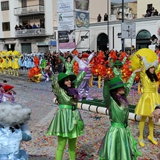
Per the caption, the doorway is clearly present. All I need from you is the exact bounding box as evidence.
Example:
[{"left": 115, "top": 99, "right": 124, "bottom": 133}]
[
  {"left": 21, "top": 43, "right": 31, "bottom": 53},
  {"left": 97, "top": 33, "right": 108, "bottom": 51},
  {"left": 136, "top": 30, "right": 151, "bottom": 49},
  {"left": 5, "top": 44, "right": 15, "bottom": 51}
]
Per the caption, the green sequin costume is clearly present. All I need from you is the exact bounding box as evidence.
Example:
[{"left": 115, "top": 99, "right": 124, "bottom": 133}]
[
  {"left": 110, "top": 57, "right": 127, "bottom": 79},
  {"left": 46, "top": 71, "right": 86, "bottom": 139},
  {"left": 99, "top": 73, "right": 141, "bottom": 160},
  {"left": 59, "top": 55, "right": 75, "bottom": 75}
]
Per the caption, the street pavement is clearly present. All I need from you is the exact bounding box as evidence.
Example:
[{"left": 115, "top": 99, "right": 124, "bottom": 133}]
[{"left": 0, "top": 70, "right": 160, "bottom": 160}]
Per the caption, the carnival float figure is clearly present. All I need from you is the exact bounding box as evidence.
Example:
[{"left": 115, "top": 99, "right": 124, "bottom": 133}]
[
  {"left": 0, "top": 102, "right": 32, "bottom": 160},
  {"left": 28, "top": 56, "right": 42, "bottom": 82}
]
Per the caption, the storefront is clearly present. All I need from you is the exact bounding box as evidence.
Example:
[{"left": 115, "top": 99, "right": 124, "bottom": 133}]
[
  {"left": 21, "top": 43, "right": 31, "bottom": 53},
  {"left": 36, "top": 42, "right": 49, "bottom": 53}
]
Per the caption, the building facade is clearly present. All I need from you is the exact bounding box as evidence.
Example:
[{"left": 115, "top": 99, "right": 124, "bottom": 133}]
[
  {"left": 0, "top": 0, "right": 54, "bottom": 53},
  {"left": 0, "top": 0, "right": 160, "bottom": 53},
  {"left": 88, "top": 16, "right": 160, "bottom": 52}
]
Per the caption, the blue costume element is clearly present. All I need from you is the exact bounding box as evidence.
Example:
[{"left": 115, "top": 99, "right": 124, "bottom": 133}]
[{"left": 0, "top": 124, "right": 31, "bottom": 160}]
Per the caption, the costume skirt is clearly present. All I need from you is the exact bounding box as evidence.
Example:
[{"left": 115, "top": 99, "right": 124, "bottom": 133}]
[
  {"left": 46, "top": 107, "right": 84, "bottom": 139},
  {"left": 135, "top": 92, "right": 160, "bottom": 116},
  {"left": 99, "top": 123, "right": 141, "bottom": 160}
]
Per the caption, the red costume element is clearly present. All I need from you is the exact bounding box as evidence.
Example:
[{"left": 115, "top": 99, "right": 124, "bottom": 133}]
[
  {"left": 106, "top": 68, "right": 114, "bottom": 79},
  {"left": 33, "top": 56, "right": 39, "bottom": 66},
  {"left": 81, "top": 53, "right": 89, "bottom": 58},
  {"left": 135, "top": 74, "right": 140, "bottom": 82},
  {"left": 91, "top": 51, "right": 110, "bottom": 77},
  {"left": 3, "top": 85, "right": 14, "bottom": 92},
  {"left": 109, "top": 50, "right": 117, "bottom": 62},
  {"left": 73, "top": 49, "right": 79, "bottom": 55},
  {"left": 28, "top": 56, "right": 41, "bottom": 82},
  {"left": 73, "top": 53, "right": 89, "bottom": 75},
  {"left": 119, "top": 52, "right": 127, "bottom": 62},
  {"left": 121, "top": 61, "right": 132, "bottom": 82},
  {"left": 28, "top": 66, "right": 41, "bottom": 79},
  {"left": 73, "top": 61, "right": 79, "bottom": 75}
]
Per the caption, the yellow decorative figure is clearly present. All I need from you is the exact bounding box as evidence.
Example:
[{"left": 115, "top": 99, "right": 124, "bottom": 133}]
[
  {"left": 28, "top": 74, "right": 42, "bottom": 83},
  {"left": 89, "top": 75, "right": 94, "bottom": 87},
  {"left": 131, "top": 48, "right": 160, "bottom": 147},
  {"left": 1, "top": 52, "right": 7, "bottom": 74},
  {"left": 0, "top": 54, "right": 3, "bottom": 73},
  {"left": 6, "top": 51, "right": 13, "bottom": 75},
  {"left": 98, "top": 75, "right": 102, "bottom": 89},
  {"left": 12, "top": 51, "right": 21, "bottom": 76}
]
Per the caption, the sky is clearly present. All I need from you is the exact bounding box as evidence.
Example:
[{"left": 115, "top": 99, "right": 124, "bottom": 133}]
[{"left": 111, "top": 0, "right": 136, "bottom": 3}]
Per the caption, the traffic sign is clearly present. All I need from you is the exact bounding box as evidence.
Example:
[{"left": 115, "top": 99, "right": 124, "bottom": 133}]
[{"left": 121, "top": 22, "right": 136, "bottom": 39}]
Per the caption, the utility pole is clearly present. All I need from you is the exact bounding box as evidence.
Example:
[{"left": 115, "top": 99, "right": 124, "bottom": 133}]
[
  {"left": 121, "top": 0, "right": 125, "bottom": 51},
  {"left": 107, "top": 0, "right": 110, "bottom": 51}
]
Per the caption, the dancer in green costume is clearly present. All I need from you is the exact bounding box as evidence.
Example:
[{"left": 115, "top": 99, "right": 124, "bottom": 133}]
[
  {"left": 109, "top": 56, "right": 127, "bottom": 80},
  {"left": 46, "top": 66, "right": 89, "bottom": 160},
  {"left": 59, "top": 54, "right": 75, "bottom": 75},
  {"left": 99, "top": 67, "right": 142, "bottom": 160}
]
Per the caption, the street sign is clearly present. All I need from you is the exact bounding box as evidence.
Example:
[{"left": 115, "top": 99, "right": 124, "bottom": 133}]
[{"left": 121, "top": 22, "right": 136, "bottom": 39}]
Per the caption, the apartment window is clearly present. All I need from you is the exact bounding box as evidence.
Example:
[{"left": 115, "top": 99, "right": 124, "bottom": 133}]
[
  {"left": 2, "top": 22, "right": 10, "bottom": 31},
  {"left": 1, "top": 1, "right": 9, "bottom": 11},
  {"left": 21, "top": 0, "right": 27, "bottom": 7},
  {"left": 39, "top": 0, "right": 44, "bottom": 6}
]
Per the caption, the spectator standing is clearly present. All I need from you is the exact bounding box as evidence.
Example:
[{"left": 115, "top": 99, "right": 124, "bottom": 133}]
[
  {"left": 40, "top": 21, "right": 45, "bottom": 28},
  {"left": 104, "top": 13, "right": 108, "bottom": 21},
  {"left": 32, "top": 23, "right": 38, "bottom": 29},
  {"left": 15, "top": 25, "right": 20, "bottom": 30},
  {"left": 97, "top": 14, "right": 102, "bottom": 22}
]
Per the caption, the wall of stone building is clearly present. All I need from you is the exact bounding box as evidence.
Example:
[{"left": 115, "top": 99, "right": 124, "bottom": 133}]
[
  {"left": 128, "top": 2, "right": 137, "bottom": 15},
  {"left": 89, "top": 0, "right": 109, "bottom": 23},
  {"left": 137, "top": 0, "right": 160, "bottom": 18},
  {"left": 27, "top": 0, "right": 39, "bottom": 6}
]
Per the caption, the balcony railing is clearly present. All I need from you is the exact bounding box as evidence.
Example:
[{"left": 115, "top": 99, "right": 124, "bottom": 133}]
[
  {"left": 15, "top": 28, "right": 46, "bottom": 37},
  {"left": 14, "top": 5, "right": 44, "bottom": 16}
]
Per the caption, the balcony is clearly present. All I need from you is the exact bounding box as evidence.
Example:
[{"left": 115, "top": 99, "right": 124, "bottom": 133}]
[
  {"left": 14, "top": 5, "right": 44, "bottom": 16},
  {"left": 15, "top": 28, "right": 46, "bottom": 37}
]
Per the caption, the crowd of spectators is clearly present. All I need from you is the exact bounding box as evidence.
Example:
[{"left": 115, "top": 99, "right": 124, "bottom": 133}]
[
  {"left": 144, "top": 6, "right": 159, "bottom": 17},
  {"left": 15, "top": 22, "right": 45, "bottom": 30}
]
